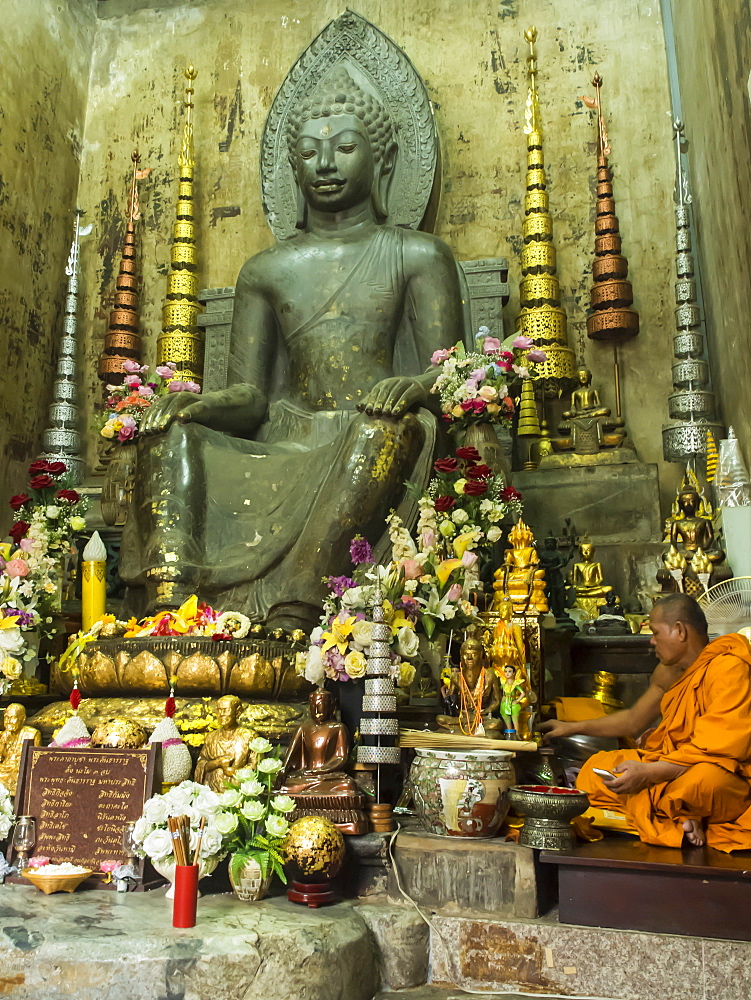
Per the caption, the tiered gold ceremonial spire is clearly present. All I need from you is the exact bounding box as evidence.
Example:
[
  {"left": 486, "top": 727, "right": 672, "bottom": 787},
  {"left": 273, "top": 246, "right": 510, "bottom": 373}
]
[
  {"left": 98, "top": 150, "right": 144, "bottom": 388},
  {"left": 157, "top": 65, "right": 203, "bottom": 384},
  {"left": 515, "top": 27, "right": 576, "bottom": 397}
]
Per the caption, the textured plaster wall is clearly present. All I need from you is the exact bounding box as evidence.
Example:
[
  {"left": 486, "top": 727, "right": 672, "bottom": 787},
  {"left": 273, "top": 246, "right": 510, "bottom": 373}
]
[
  {"left": 671, "top": 0, "right": 751, "bottom": 465},
  {"left": 76, "top": 0, "right": 681, "bottom": 510},
  {"left": 0, "top": 0, "right": 96, "bottom": 523}
]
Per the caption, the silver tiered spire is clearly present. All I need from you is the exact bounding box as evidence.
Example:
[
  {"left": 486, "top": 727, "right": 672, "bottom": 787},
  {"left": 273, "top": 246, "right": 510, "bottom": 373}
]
[
  {"left": 38, "top": 210, "right": 91, "bottom": 484},
  {"left": 357, "top": 583, "right": 400, "bottom": 773},
  {"left": 662, "top": 121, "right": 723, "bottom": 465}
]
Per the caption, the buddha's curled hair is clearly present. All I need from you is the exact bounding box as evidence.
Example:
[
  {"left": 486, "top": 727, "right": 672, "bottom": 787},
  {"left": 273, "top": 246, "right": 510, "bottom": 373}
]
[{"left": 286, "top": 66, "right": 395, "bottom": 164}]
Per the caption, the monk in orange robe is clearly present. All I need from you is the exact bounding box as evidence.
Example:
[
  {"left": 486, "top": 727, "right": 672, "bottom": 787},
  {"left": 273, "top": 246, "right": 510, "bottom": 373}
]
[{"left": 541, "top": 593, "right": 751, "bottom": 852}]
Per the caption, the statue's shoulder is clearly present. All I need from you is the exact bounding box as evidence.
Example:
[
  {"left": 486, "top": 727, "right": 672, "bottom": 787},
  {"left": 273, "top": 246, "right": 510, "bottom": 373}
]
[
  {"left": 399, "top": 226, "right": 457, "bottom": 273},
  {"left": 236, "top": 236, "right": 304, "bottom": 290}
]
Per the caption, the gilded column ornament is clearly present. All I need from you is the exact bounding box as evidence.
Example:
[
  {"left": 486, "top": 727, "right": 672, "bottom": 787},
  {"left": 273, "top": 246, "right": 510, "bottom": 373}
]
[
  {"left": 661, "top": 120, "right": 722, "bottom": 464},
  {"left": 584, "top": 73, "right": 638, "bottom": 428},
  {"left": 98, "top": 151, "right": 147, "bottom": 387},
  {"left": 515, "top": 27, "right": 576, "bottom": 398},
  {"left": 157, "top": 65, "right": 203, "bottom": 384},
  {"left": 38, "top": 209, "right": 92, "bottom": 484}
]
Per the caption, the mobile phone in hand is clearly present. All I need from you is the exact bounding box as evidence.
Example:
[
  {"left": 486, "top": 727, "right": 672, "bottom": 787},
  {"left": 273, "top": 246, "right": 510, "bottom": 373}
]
[{"left": 592, "top": 766, "right": 617, "bottom": 781}]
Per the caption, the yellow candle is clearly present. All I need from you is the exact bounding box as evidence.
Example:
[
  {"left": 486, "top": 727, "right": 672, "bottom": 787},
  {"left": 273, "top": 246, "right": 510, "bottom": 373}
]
[{"left": 81, "top": 531, "right": 107, "bottom": 632}]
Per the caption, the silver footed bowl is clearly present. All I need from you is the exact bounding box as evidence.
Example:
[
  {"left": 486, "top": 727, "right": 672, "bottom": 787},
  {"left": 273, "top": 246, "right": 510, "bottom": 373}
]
[{"left": 508, "top": 784, "right": 589, "bottom": 823}]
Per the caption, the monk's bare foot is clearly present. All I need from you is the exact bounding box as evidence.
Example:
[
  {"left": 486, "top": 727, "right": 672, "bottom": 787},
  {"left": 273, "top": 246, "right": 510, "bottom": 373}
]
[{"left": 682, "top": 818, "right": 705, "bottom": 847}]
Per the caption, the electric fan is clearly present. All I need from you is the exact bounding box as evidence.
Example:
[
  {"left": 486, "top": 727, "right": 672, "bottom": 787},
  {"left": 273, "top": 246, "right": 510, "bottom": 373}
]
[{"left": 697, "top": 577, "right": 751, "bottom": 640}]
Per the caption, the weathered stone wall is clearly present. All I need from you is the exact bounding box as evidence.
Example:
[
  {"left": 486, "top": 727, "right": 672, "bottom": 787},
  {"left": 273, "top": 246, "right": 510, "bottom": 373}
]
[
  {"left": 76, "top": 0, "right": 681, "bottom": 511},
  {"left": 0, "top": 0, "right": 96, "bottom": 524},
  {"left": 671, "top": 0, "right": 751, "bottom": 467}
]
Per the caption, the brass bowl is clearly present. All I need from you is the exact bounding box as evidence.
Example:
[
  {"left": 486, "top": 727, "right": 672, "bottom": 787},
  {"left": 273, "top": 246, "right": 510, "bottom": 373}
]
[
  {"left": 22, "top": 868, "right": 93, "bottom": 894},
  {"left": 508, "top": 784, "right": 589, "bottom": 823}
]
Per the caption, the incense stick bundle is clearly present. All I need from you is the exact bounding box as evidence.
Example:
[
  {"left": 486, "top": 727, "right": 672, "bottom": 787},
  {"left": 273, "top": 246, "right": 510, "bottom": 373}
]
[
  {"left": 167, "top": 814, "right": 191, "bottom": 866},
  {"left": 192, "top": 817, "right": 206, "bottom": 866},
  {"left": 398, "top": 729, "right": 537, "bottom": 752}
]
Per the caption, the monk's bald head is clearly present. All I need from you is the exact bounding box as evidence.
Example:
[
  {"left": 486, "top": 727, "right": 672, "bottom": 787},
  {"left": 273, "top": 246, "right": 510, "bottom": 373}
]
[{"left": 651, "top": 594, "right": 708, "bottom": 638}]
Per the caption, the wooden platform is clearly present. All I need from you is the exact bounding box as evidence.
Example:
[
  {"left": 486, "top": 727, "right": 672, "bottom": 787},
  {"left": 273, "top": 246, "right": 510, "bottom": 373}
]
[{"left": 541, "top": 836, "right": 751, "bottom": 940}]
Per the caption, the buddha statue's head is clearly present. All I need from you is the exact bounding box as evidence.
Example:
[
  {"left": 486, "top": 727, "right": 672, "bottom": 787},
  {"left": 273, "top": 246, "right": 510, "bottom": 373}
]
[
  {"left": 3, "top": 703, "right": 25, "bottom": 733},
  {"left": 509, "top": 518, "right": 533, "bottom": 548},
  {"left": 287, "top": 67, "right": 397, "bottom": 226},
  {"left": 460, "top": 636, "right": 486, "bottom": 674},
  {"left": 579, "top": 538, "right": 595, "bottom": 561},
  {"left": 309, "top": 688, "right": 337, "bottom": 724},
  {"left": 576, "top": 368, "right": 593, "bottom": 387},
  {"left": 677, "top": 489, "right": 700, "bottom": 516},
  {"left": 216, "top": 694, "right": 241, "bottom": 729}
]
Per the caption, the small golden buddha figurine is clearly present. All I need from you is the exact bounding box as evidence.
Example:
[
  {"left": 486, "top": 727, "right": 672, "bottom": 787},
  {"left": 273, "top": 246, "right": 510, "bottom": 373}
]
[
  {"left": 568, "top": 536, "right": 613, "bottom": 619},
  {"left": 0, "top": 703, "right": 41, "bottom": 796},
  {"left": 194, "top": 694, "right": 258, "bottom": 793},
  {"left": 437, "top": 635, "right": 502, "bottom": 735},
  {"left": 489, "top": 598, "right": 525, "bottom": 674},
  {"left": 491, "top": 519, "right": 548, "bottom": 617},
  {"left": 280, "top": 689, "right": 367, "bottom": 835},
  {"left": 541, "top": 369, "right": 631, "bottom": 465}
]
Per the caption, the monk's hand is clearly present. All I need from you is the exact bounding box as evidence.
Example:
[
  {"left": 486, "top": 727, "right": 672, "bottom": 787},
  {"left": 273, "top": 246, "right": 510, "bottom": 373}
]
[
  {"left": 358, "top": 377, "right": 428, "bottom": 419},
  {"left": 607, "top": 760, "right": 662, "bottom": 794},
  {"left": 139, "top": 391, "right": 210, "bottom": 436},
  {"left": 538, "top": 719, "right": 579, "bottom": 741}
]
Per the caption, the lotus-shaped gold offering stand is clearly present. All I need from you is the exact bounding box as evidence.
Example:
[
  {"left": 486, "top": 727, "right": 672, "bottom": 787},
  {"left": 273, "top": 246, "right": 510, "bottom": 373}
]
[{"left": 508, "top": 784, "right": 589, "bottom": 851}]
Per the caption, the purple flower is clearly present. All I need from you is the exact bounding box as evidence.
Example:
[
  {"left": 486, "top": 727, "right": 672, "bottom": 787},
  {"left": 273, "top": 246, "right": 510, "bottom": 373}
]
[
  {"left": 325, "top": 575, "right": 356, "bottom": 598},
  {"left": 512, "top": 335, "right": 534, "bottom": 351},
  {"left": 4, "top": 608, "right": 35, "bottom": 627},
  {"left": 349, "top": 536, "right": 373, "bottom": 565},
  {"left": 118, "top": 425, "right": 136, "bottom": 443},
  {"left": 183, "top": 380, "right": 201, "bottom": 394},
  {"left": 137, "top": 384, "right": 154, "bottom": 397},
  {"left": 481, "top": 337, "right": 501, "bottom": 354},
  {"left": 122, "top": 359, "right": 147, "bottom": 374},
  {"left": 526, "top": 349, "right": 547, "bottom": 363},
  {"left": 156, "top": 365, "right": 175, "bottom": 378},
  {"left": 167, "top": 381, "right": 186, "bottom": 393}
]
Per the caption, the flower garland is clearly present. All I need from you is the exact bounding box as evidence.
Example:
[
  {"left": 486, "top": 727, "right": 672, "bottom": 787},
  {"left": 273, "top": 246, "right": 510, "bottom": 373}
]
[{"left": 100, "top": 360, "right": 201, "bottom": 445}]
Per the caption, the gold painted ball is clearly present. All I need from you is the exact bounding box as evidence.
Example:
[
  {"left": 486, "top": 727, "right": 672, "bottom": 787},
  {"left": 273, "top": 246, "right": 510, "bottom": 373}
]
[
  {"left": 90, "top": 717, "right": 148, "bottom": 749},
  {"left": 282, "top": 816, "right": 345, "bottom": 883}
]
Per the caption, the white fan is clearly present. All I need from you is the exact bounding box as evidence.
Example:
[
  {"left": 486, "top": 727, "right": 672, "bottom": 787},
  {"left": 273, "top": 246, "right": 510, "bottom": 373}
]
[{"left": 698, "top": 577, "right": 751, "bottom": 640}]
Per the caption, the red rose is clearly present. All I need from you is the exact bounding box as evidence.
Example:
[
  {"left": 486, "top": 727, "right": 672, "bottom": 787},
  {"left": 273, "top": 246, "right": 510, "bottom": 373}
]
[
  {"left": 455, "top": 447, "right": 481, "bottom": 462},
  {"left": 56, "top": 489, "right": 80, "bottom": 504},
  {"left": 463, "top": 480, "right": 488, "bottom": 496},
  {"left": 28, "top": 460, "right": 50, "bottom": 474},
  {"left": 9, "top": 493, "right": 31, "bottom": 511},
  {"left": 45, "top": 461, "right": 67, "bottom": 476},
  {"left": 29, "top": 475, "right": 54, "bottom": 490},
  {"left": 433, "top": 457, "right": 459, "bottom": 473},
  {"left": 466, "top": 464, "right": 493, "bottom": 480},
  {"left": 500, "top": 486, "right": 522, "bottom": 502},
  {"left": 435, "top": 495, "right": 457, "bottom": 512},
  {"left": 8, "top": 520, "right": 29, "bottom": 543}
]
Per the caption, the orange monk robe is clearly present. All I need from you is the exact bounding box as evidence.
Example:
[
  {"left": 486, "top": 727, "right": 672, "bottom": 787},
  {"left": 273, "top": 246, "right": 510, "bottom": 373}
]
[{"left": 577, "top": 633, "right": 751, "bottom": 852}]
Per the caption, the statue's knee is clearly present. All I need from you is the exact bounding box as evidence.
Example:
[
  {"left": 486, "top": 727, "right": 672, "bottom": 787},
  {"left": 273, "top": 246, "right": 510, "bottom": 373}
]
[{"left": 351, "top": 410, "right": 424, "bottom": 451}]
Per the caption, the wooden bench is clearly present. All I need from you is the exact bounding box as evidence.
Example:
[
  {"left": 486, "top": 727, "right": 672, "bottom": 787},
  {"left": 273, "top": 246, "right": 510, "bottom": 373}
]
[{"left": 541, "top": 836, "right": 751, "bottom": 940}]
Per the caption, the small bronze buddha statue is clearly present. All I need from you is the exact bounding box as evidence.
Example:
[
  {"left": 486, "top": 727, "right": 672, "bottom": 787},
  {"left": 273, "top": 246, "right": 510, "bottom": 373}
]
[
  {"left": 194, "top": 695, "right": 258, "bottom": 793},
  {"left": 568, "top": 537, "right": 613, "bottom": 619},
  {"left": 280, "top": 689, "right": 367, "bottom": 835},
  {"left": 437, "top": 635, "right": 502, "bottom": 736},
  {"left": 587, "top": 591, "right": 631, "bottom": 635},
  {"left": 491, "top": 519, "right": 548, "bottom": 617},
  {"left": 658, "top": 484, "right": 730, "bottom": 598},
  {"left": 540, "top": 369, "right": 632, "bottom": 465},
  {"left": 0, "top": 703, "right": 41, "bottom": 796}
]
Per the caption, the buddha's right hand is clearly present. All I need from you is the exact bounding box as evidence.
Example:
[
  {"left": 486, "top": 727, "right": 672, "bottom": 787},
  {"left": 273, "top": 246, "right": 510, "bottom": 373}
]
[{"left": 139, "top": 391, "right": 210, "bottom": 436}]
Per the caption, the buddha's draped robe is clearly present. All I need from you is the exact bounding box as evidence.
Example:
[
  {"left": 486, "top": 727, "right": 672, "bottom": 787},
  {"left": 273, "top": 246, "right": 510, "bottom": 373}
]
[
  {"left": 577, "top": 633, "right": 751, "bottom": 852},
  {"left": 120, "top": 227, "right": 436, "bottom": 619}
]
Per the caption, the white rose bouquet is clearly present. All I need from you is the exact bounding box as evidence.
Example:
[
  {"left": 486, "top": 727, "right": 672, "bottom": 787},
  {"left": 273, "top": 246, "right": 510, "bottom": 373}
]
[
  {"left": 131, "top": 780, "right": 229, "bottom": 867},
  {"left": 218, "top": 737, "right": 292, "bottom": 885},
  {"left": 0, "top": 784, "right": 14, "bottom": 840}
]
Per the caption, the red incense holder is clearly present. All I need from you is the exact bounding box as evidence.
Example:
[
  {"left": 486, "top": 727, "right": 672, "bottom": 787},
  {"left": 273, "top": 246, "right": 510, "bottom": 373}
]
[{"left": 172, "top": 864, "right": 198, "bottom": 927}]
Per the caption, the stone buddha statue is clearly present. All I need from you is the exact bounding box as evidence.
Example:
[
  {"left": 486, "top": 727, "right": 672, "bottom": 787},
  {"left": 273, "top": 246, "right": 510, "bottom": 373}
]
[
  {"left": 120, "top": 67, "right": 463, "bottom": 631},
  {"left": 194, "top": 694, "right": 258, "bottom": 793},
  {"left": 437, "top": 636, "right": 501, "bottom": 736},
  {"left": 279, "top": 689, "right": 367, "bottom": 835},
  {"left": 542, "top": 369, "right": 630, "bottom": 464},
  {"left": 491, "top": 519, "right": 548, "bottom": 617},
  {"left": 568, "top": 537, "right": 613, "bottom": 619},
  {"left": 0, "top": 703, "right": 41, "bottom": 795}
]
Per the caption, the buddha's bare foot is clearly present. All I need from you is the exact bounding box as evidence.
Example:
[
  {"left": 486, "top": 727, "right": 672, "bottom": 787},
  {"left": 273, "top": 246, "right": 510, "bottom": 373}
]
[{"left": 682, "top": 818, "right": 705, "bottom": 847}]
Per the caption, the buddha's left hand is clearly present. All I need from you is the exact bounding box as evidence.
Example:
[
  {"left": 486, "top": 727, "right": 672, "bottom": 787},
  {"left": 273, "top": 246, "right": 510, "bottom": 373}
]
[{"left": 358, "top": 377, "right": 427, "bottom": 418}]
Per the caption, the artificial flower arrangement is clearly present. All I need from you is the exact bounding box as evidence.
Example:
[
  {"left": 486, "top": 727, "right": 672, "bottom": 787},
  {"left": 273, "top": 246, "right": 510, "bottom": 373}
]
[
  {"left": 1, "top": 459, "right": 88, "bottom": 685},
  {"left": 100, "top": 360, "right": 201, "bottom": 444},
  {"left": 429, "top": 327, "right": 546, "bottom": 432},
  {"left": 0, "top": 784, "right": 14, "bottom": 841},
  {"left": 425, "top": 445, "right": 524, "bottom": 555},
  {"left": 218, "top": 738, "right": 293, "bottom": 886},
  {"left": 131, "top": 780, "right": 230, "bottom": 875},
  {"left": 302, "top": 522, "right": 479, "bottom": 689}
]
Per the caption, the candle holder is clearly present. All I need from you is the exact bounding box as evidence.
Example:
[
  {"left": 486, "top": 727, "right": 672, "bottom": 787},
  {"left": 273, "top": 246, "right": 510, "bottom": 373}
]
[
  {"left": 12, "top": 816, "right": 36, "bottom": 868},
  {"left": 122, "top": 821, "right": 138, "bottom": 866}
]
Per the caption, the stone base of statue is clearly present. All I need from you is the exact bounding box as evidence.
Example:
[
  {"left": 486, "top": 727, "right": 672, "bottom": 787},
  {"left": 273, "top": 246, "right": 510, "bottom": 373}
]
[
  {"left": 289, "top": 793, "right": 369, "bottom": 836},
  {"left": 27, "top": 696, "right": 307, "bottom": 746}
]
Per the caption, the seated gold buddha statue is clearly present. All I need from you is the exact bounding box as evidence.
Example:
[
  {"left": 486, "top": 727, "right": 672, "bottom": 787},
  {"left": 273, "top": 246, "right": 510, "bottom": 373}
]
[
  {"left": 568, "top": 537, "right": 613, "bottom": 619},
  {"left": 491, "top": 519, "right": 548, "bottom": 617},
  {"left": 488, "top": 597, "right": 525, "bottom": 674},
  {"left": 437, "top": 636, "right": 502, "bottom": 736},
  {"left": 279, "top": 689, "right": 367, "bottom": 835},
  {"left": 194, "top": 694, "right": 258, "bottom": 793},
  {"left": 120, "top": 66, "right": 463, "bottom": 632},
  {"left": 0, "top": 703, "right": 41, "bottom": 796},
  {"left": 545, "top": 369, "right": 629, "bottom": 461}
]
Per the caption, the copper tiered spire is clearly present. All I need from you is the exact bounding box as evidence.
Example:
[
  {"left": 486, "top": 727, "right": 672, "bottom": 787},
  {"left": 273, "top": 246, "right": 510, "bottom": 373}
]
[
  {"left": 585, "top": 73, "right": 639, "bottom": 422},
  {"left": 38, "top": 210, "right": 91, "bottom": 484},
  {"left": 98, "top": 150, "right": 144, "bottom": 388},
  {"left": 515, "top": 27, "right": 576, "bottom": 398},
  {"left": 661, "top": 119, "right": 722, "bottom": 465},
  {"left": 157, "top": 65, "right": 203, "bottom": 384}
]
